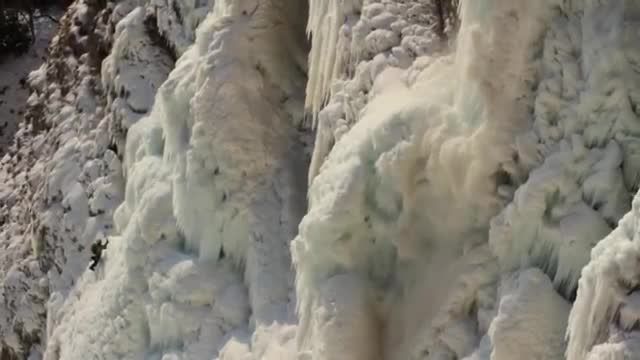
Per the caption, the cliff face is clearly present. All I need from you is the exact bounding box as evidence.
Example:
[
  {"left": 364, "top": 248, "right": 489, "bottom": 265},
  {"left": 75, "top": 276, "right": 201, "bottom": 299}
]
[
  {"left": 1, "top": 0, "right": 640, "bottom": 359},
  {"left": 0, "top": 0, "right": 174, "bottom": 357}
]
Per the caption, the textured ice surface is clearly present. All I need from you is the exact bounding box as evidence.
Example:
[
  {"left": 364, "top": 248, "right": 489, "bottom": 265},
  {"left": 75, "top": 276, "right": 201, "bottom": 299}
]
[
  {"left": 297, "top": 0, "right": 640, "bottom": 359},
  {"left": 44, "top": 0, "right": 309, "bottom": 358},
  {"left": 2, "top": 0, "right": 640, "bottom": 359}
]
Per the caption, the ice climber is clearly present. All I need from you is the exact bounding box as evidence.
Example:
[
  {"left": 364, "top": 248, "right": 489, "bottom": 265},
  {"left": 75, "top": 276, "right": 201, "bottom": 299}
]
[{"left": 89, "top": 238, "right": 109, "bottom": 271}]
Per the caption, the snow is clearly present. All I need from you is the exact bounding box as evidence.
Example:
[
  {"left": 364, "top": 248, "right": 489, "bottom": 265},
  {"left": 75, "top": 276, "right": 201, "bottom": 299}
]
[{"left": 101, "top": 5, "right": 174, "bottom": 151}]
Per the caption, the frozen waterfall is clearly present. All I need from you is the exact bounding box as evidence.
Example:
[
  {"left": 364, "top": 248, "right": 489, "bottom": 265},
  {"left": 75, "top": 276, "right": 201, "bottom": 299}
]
[{"left": 1, "top": 0, "right": 639, "bottom": 359}]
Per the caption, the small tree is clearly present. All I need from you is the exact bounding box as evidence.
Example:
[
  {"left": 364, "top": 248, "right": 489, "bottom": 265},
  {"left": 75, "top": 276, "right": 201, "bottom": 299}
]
[
  {"left": 0, "top": 0, "right": 63, "bottom": 58},
  {"left": 0, "top": 8, "right": 32, "bottom": 57}
]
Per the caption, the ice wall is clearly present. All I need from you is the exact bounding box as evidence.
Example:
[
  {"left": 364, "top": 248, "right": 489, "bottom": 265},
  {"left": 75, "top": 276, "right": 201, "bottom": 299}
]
[
  {"left": 43, "top": 0, "right": 309, "bottom": 358},
  {"left": 3, "top": 0, "right": 640, "bottom": 358},
  {"left": 296, "top": 0, "right": 640, "bottom": 359}
]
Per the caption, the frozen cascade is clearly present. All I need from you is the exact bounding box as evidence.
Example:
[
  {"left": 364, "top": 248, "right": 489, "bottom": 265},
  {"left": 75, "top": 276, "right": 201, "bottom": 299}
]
[
  {"left": 43, "top": 0, "right": 309, "bottom": 358},
  {"left": 294, "top": 0, "right": 551, "bottom": 358},
  {"left": 1, "top": 0, "right": 640, "bottom": 358},
  {"left": 297, "top": 0, "right": 640, "bottom": 359}
]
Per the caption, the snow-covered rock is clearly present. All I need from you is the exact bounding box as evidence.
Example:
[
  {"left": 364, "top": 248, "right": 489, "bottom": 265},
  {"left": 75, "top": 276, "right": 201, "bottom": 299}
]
[{"left": 0, "top": 0, "right": 173, "bottom": 357}]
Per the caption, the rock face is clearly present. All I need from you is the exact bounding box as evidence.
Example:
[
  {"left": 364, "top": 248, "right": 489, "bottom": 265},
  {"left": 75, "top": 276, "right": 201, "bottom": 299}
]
[{"left": 1, "top": 0, "right": 640, "bottom": 359}]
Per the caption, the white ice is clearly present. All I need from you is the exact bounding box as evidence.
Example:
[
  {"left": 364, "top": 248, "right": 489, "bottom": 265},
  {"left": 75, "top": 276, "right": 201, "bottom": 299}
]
[{"left": 3, "top": 0, "right": 640, "bottom": 359}]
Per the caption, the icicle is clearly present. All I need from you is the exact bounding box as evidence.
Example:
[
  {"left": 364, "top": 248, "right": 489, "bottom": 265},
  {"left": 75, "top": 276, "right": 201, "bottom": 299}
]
[{"left": 305, "top": 0, "right": 362, "bottom": 127}]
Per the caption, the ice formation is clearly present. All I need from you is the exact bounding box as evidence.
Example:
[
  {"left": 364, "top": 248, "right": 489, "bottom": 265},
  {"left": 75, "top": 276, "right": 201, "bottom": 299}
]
[
  {"left": 43, "top": 0, "right": 309, "bottom": 358},
  {"left": 2, "top": 0, "right": 640, "bottom": 359},
  {"left": 298, "top": 0, "right": 640, "bottom": 358}
]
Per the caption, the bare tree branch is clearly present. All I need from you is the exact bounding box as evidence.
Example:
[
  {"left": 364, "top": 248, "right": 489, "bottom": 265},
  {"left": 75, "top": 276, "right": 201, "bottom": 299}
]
[{"left": 34, "top": 12, "right": 59, "bottom": 23}]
